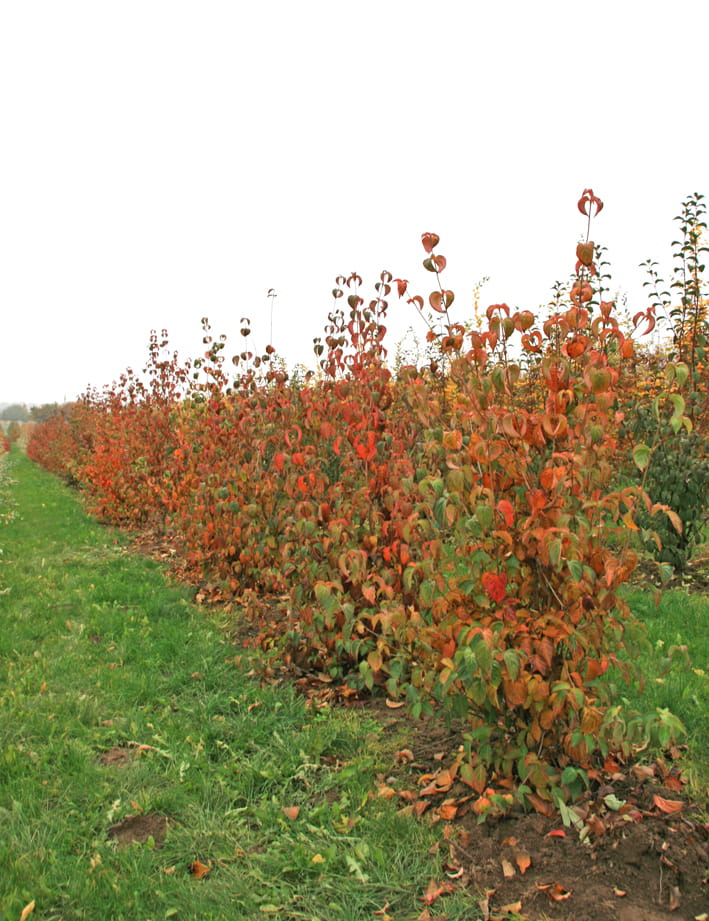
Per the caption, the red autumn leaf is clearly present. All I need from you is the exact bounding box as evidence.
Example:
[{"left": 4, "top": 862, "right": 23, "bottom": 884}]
[
  {"left": 421, "top": 232, "right": 440, "bottom": 254},
  {"left": 482, "top": 571, "right": 507, "bottom": 603},
  {"left": 432, "top": 254, "right": 447, "bottom": 272},
  {"left": 576, "top": 241, "right": 595, "bottom": 266},
  {"left": 496, "top": 499, "right": 514, "bottom": 527},
  {"left": 577, "top": 188, "right": 603, "bottom": 216},
  {"left": 394, "top": 278, "right": 408, "bottom": 297}
]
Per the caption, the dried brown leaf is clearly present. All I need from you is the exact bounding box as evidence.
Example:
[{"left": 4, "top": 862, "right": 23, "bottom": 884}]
[{"left": 501, "top": 858, "right": 516, "bottom": 879}]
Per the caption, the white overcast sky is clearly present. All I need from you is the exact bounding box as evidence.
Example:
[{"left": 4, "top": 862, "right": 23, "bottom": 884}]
[{"left": 1, "top": 0, "right": 707, "bottom": 405}]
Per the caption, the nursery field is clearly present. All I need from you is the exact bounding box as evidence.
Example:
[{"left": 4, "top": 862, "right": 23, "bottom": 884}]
[
  {"left": 6, "top": 190, "right": 709, "bottom": 918},
  {"left": 0, "top": 449, "right": 707, "bottom": 921}
]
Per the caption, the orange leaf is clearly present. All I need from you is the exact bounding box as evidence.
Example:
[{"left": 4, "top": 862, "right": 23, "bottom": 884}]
[
  {"left": 438, "top": 800, "right": 458, "bottom": 821},
  {"left": 282, "top": 806, "right": 300, "bottom": 820},
  {"left": 652, "top": 794, "right": 684, "bottom": 814},
  {"left": 385, "top": 698, "right": 405, "bottom": 709},
  {"left": 190, "top": 860, "right": 211, "bottom": 879},
  {"left": 419, "top": 878, "right": 453, "bottom": 905},
  {"left": 19, "top": 902, "right": 36, "bottom": 921},
  {"left": 537, "top": 881, "right": 571, "bottom": 901},
  {"left": 515, "top": 851, "right": 531, "bottom": 874}
]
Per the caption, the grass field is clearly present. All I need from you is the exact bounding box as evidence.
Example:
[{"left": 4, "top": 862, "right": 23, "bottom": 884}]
[
  {"left": 0, "top": 450, "right": 485, "bottom": 920},
  {"left": 1, "top": 448, "right": 707, "bottom": 921}
]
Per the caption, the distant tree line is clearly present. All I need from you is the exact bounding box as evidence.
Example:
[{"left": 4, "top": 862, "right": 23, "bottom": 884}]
[{"left": 0, "top": 403, "right": 64, "bottom": 423}]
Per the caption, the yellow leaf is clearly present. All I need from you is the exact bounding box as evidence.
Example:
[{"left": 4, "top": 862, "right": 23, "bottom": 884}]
[{"left": 20, "top": 902, "right": 36, "bottom": 921}]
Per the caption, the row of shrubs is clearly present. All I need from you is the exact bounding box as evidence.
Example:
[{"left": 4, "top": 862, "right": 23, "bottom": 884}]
[{"left": 27, "top": 192, "right": 707, "bottom": 814}]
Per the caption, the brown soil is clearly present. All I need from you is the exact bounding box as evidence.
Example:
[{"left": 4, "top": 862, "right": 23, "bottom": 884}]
[
  {"left": 336, "top": 695, "right": 709, "bottom": 921},
  {"left": 107, "top": 813, "right": 170, "bottom": 849}
]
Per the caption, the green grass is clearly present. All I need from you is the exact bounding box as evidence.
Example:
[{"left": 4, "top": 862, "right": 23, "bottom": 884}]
[
  {"left": 620, "top": 585, "right": 709, "bottom": 794},
  {"left": 0, "top": 450, "right": 480, "bottom": 921}
]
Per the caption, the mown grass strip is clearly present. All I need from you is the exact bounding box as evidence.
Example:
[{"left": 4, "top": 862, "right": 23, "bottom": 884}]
[{"left": 0, "top": 451, "right": 478, "bottom": 921}]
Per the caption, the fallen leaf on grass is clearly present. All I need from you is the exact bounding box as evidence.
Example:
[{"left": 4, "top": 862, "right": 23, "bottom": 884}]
[
  {"left": 385, "top": 698, "right": 405, "bottom": 709},
  {"left": 282, "top": 806, "right": 300, "bottom": 820},
  {"left": 419, "top": 878, "right": 453, "bottom": 905},
  {"left": 189, "top": 860, "right": 211, "bottom": 879},
  {"left": 664, "top": 774, "right": 685, "bottom": 792},
  {"left": 19, "top": 902, "right": 35, "bottom": 921}
]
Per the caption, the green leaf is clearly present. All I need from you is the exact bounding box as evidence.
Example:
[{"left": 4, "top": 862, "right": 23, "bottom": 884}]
[
  {"left": 503, "top": 648, "right": 521, "bottom": 680},
  {"left": 669, "top": 393, "right": 685, "bottom": 418},
  {"left": 567, "top": 559, "right": 583, "bottom": 582},
  {"left": 548, "top": 537, "right": 562, "bottom": 569},
  {"left": 475, "top": 504, "right": 493, "bottom": 532},
  {"left": 675, "top": 362, "right": 690, "bottom": 387},
  {"left": 633, "top": 444, "right": 652, "bottom": 471}
]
